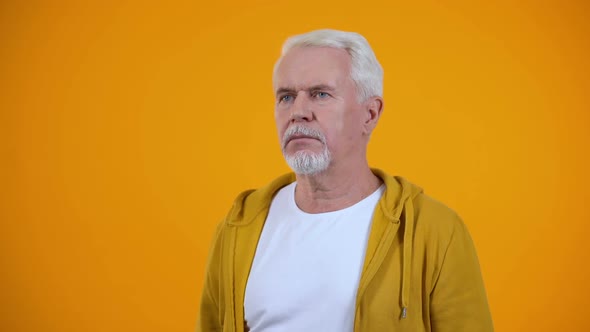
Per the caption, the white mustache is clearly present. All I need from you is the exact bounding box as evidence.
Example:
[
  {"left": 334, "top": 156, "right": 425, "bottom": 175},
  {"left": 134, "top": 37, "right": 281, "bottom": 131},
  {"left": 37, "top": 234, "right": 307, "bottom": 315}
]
[{"left": 282, "top": 125, "right": 327, "bottom": 149}]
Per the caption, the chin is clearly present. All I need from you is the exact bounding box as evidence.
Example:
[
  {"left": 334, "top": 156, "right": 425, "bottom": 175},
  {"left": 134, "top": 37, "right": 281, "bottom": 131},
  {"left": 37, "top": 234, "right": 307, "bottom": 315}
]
[{"left": 283, "top": 150, "right": 331, "bottom": 175}]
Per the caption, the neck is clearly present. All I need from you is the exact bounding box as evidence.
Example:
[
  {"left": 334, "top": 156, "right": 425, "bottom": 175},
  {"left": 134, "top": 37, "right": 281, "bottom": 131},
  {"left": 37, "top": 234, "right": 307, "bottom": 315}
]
[{"left": 293, "top": 161, "right": 382, "bottom": 213}]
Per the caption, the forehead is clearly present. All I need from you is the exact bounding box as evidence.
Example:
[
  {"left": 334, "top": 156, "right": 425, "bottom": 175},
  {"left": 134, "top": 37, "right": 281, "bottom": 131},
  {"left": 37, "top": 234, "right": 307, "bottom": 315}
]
[{"left": 274, "top": 47, "right": 352, "bottom": 91}]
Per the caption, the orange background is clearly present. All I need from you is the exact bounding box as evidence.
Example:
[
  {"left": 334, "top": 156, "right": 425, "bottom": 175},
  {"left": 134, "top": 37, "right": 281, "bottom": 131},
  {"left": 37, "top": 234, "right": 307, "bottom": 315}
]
[{"left": 2, "top": 1, "right": 589, "bottom": 331}]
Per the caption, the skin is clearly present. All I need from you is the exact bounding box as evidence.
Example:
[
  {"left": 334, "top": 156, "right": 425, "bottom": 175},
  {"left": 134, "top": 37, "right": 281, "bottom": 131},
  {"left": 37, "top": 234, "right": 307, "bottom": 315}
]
[{"left": 273, "top": 46, "right": 384, "bottom": 213}]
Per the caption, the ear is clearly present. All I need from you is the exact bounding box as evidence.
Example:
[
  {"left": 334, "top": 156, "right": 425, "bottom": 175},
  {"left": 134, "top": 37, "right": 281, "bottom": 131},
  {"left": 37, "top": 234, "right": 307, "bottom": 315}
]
[{"left": 362, "top": 96, "right": 384, "bottom": 136}]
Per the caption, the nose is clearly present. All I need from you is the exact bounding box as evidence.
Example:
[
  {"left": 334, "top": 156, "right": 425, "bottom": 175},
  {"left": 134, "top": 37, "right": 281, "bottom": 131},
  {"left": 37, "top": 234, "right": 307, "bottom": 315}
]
[{"left": 290, "top": 92, "right": 313, "bottom": 123}]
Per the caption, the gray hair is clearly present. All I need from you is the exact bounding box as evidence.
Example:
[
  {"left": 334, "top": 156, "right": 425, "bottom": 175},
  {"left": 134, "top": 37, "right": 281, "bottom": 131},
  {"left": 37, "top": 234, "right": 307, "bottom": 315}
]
[{"left": 273, "top": 29, "right": 384, "bottom": 102}]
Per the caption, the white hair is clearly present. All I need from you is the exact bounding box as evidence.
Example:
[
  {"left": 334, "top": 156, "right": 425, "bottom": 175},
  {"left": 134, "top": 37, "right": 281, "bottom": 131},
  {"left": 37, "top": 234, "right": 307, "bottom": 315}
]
[{"left": 273, "top": 29, "right": 384, "bottom": 102}]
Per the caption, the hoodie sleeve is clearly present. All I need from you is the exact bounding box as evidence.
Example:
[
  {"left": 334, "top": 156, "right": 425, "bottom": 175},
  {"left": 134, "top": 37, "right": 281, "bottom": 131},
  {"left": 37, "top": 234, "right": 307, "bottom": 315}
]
[
  {"left": 429, "top": 217, "right": 494, "bottom": 332},
  {"left": 196, "top": 221, "right": 225, "bottom": 332}
]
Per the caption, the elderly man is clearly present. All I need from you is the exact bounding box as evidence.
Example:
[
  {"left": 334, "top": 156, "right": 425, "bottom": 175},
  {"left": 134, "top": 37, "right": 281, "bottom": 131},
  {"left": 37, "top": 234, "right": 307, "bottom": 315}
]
[{"left": 197, "top": 29, "right": 493, "bottom": 332}]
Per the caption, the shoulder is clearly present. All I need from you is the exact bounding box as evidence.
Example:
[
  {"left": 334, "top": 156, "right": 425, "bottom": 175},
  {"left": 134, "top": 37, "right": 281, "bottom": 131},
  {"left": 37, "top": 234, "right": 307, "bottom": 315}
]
[
  {"left": 410, "top": 192, "right": 482, "bottom": 284},
  {"left": 222, "top": 173, "right": 296, "bottom": 226},
  {"left": 412, "top": 192, "right": 469, "bottom": 246}
]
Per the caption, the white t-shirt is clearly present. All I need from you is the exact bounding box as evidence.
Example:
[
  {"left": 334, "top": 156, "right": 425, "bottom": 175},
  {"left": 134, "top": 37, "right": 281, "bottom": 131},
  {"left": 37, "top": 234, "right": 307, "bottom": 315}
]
[{"left": 244, "top": 182, "right": 385, "bottom": 332}]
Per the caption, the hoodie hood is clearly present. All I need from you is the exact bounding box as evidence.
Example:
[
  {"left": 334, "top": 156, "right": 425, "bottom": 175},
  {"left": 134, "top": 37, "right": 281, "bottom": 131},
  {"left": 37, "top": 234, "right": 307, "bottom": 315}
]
[{"left": 225, "top": 168, "right": 423, "bottom": 320}]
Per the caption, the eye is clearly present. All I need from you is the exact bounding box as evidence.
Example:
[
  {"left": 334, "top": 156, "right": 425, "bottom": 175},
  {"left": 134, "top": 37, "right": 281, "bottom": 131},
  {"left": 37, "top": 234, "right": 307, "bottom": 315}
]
[
  {"left": 279, "top": 95, "right": 294, "bottom": 103},
  {"left": 314, "top": 91, "right": 330, "bottom": 99}
]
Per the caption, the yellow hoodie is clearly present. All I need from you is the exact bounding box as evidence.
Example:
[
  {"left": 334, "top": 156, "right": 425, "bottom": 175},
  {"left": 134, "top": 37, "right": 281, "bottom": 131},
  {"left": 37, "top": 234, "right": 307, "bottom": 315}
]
[{"left": 197, "top": 169, "right": 493, "bottom": 331}]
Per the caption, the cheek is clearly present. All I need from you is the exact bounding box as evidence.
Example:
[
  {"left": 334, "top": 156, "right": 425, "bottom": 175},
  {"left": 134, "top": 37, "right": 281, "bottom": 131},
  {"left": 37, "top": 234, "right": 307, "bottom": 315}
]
[
  {"left": 274, "top": 110, "right": 287, "bottom": 140},
  {"left": 340, "top": 110, "right": 364, "bottom": 144},
  {"left": 314, "top": 111, "right": 345, "bottom": 148},
  {"left": 274, "top": 106, "right": 290, "bottom": 123}
]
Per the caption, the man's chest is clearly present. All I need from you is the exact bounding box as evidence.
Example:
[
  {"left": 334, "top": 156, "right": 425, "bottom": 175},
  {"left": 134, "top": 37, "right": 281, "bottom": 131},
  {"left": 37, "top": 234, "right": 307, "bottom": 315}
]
[{"left": 243, "top": 210, "right": 373, "bottom": 331}]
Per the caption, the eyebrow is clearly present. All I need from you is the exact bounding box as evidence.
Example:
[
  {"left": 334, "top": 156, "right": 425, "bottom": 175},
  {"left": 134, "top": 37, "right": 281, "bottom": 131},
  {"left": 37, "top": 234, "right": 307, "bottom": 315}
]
[{"left": 275, "top": 84, "right": 336, "bottom": 97}]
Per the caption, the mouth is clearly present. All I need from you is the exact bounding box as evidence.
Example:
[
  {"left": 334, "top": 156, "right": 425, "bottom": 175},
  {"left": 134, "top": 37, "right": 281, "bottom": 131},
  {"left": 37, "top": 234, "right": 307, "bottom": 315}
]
[
  {"left": 281, "top": 125, "right": 326, "bottom": 150},
  {"left": 285, "top": 134, "right": 319, "bottom": 147},
  {"left": 289, "top": 134, "right": 316, "bottom": 141}
]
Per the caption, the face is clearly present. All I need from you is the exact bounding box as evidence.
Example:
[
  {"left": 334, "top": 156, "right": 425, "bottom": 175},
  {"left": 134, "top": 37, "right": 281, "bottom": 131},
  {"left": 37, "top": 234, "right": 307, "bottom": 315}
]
[{"left": 273, "top": 46, "right": 372, "bottom": 175}]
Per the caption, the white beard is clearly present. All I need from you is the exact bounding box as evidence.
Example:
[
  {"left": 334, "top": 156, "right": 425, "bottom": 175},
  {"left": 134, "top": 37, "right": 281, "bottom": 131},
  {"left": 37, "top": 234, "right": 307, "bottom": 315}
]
[
  {"left": 281, "top": 124, "right": 331, "bottom": 175},
  {"left": 284, "top": 147, "right": 331, "bottom": 175}
]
